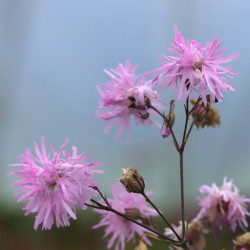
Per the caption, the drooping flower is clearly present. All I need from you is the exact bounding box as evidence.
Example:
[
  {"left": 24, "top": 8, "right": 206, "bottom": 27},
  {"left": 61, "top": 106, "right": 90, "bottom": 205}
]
[
  {"left": 196, "top": 178, "right": 250, "bottom": 232},
  {"left": 9, "top": 137, "right": 103, "bottom": 230},
  {"left": 97, "top": 60, "right": 163, "bottom": 140},
  {"left": 93, "top": 182, "right": 158, "bottom": 250},
  {"left": 152, "top": 25, "right": 239, "bottom": 104}
]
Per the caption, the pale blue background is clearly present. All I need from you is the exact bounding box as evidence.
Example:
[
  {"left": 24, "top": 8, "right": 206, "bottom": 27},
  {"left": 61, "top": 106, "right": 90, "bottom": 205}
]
[{"left": 0, "top": 0, "right": 249, "bottom": 222}]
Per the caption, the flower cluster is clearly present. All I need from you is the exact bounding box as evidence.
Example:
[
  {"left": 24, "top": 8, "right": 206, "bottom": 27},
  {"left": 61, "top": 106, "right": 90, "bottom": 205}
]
[
  {"left": 152, "top": 25, "right": 239, "bottom": 104},
  {"left": 8, "top": 24, "right": 244, "bottom": 250},
  {"left": 196, "top": 178, "right": 250, "bottom": 231},
  {"left": 9, "top": 137, "right": 103, "bottom": 230},
  {"left": 96, "top": 60, "right": 163, "bottom": 140},
  {"left": 93, "top": 182, "right": 158, "bottom": 250}
]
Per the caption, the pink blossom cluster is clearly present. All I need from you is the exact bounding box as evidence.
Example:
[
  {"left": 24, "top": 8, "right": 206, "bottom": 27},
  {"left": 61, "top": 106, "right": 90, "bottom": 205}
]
[
  {"left": 96, "top": 26, "right": 238, "bottom": 140},
  {"left": 152, "top": 25, "right": 239, "bottom": 104},
  {"left": 9, "top": 137, "right": 103, "bottom": 230},
  {"left": 93, "top": 182, "right": 158, "bottom": 250},
  {"left": 96, "top": 60, "right": 163, "bottom": 140},
  {"left": 196, "top": 178, "right": 250, "bottom": 231}
]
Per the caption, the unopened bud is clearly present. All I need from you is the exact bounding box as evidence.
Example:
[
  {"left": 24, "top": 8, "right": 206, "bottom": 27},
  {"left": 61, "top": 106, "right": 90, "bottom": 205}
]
[
  {"left": 234, "top": 232, "right": 250, "bottom": 250},
  {"left": 119, "top": 167, "right": 145, "bottom": 194},
  {"left": 161, "top": 109, "right": 175, "bottom": 139},
  {"left": 161, "top": 125, "right": 171, "bottom": 138}
]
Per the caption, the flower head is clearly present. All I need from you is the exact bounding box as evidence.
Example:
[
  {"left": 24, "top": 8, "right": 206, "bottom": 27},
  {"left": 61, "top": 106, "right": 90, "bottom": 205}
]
[
  {"left": 196, "top": 178, "right": 250, "bottom": 232},
  {"left": 9, "top": 137, "right": 103, "bottom": 230},
  {"left": 153, "top": 25, "right": 239, "bottom": 104},
  {"left": 93, "top": 182, "right": 158, "bottom": 250},
  {"left": 97, "top": 60, "right": 163, "bottom": 140}
]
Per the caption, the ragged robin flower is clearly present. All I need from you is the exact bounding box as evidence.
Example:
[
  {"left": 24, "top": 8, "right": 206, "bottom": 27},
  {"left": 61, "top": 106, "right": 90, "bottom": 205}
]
[
  {"left": 9, "top": 137, "right": 103, "bottom": 230},
  {"left": 96, "top": 60, "right": 163, "bottom": 140},
  {"left": 196, "top": 178, "right": 250, "bottom": 232},
  {"left": 152, "top": 25, "right": 239, "bottom": 104}
]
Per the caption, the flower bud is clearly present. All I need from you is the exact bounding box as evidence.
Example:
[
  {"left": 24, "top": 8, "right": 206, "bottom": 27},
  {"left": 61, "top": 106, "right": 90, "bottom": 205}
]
[
  {"left": 234, "top": 232, "right": 250, "bottom": 250},
  {"left": 161, "top": 125, "right": 171, "bottom": 138},
  {"left": 119, "top": 167, "right": 145, "bottom": 194},
  {"left": 161, "top": 108, "right": 175, "bottom": 139}
]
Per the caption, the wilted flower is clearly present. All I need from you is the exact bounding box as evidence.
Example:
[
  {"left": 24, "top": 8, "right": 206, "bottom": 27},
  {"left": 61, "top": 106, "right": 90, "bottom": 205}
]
[
  {"left": 152, "top": 25, "right": 239, "bottom": 104},
  {"left": 165, "top": 220, "right": 205, "bottom": 250},
  {"left": 93, "top": 182, "right": 158, "bottom": 250},
  {"left": 97, "top": 60, "right": 163, "bottom": 140},
  {"left": 9, "top": 137, "right": 103, "bottom": 230},
  {"left": 196, "top": 178, "right": 250, "bottom": 232},
  {"left": 233, "top": 232, "right": 250, "bottom": 250},
  {"left": 119, "top": 167, "right": 145, "bottom": 194},
  {"left": 190, "top": 99, "right": 221, "bottom": 129}
]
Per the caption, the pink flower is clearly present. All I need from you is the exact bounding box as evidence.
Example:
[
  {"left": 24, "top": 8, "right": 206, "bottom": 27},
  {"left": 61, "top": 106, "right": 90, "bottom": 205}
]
[
  {"left": 93, "top": 182, "right": 158, "bottom": 250},
  {"left": 153, "top": 25, "right": 239, "bottom": 104},
  {"left": 9, "top": 137, "right": 103, "bottom": 230},
  {"left": 196, "top": 178, "right": 250, "bottom": 231},
  {"left": 97, "top": 60, "right": 163, "bottom": 140}
]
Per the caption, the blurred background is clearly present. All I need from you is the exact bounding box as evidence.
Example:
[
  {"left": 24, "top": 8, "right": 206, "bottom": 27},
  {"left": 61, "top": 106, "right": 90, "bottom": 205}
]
[{"left": 0, "top": 0, "right": 249, "bottom": 249}]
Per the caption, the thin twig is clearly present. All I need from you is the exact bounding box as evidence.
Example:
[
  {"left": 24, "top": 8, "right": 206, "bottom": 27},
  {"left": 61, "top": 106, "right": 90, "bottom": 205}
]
[
  {"left": 90, "top": 186, "right": 111, "bottom": 207},
  {"left": 88, "top": 199, "right": 182, "bottom": 246},
  {"left": 182, "top": 97, "right": 190, "bottom": 146},
  {"left": 184, "top": 120, "right": 194, "bottom": 146}
]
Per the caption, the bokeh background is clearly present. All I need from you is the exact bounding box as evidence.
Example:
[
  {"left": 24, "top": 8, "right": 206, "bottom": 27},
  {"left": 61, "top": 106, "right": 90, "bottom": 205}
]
[{"left": 0, "top": 0, "right": 249, "bottom": 249}]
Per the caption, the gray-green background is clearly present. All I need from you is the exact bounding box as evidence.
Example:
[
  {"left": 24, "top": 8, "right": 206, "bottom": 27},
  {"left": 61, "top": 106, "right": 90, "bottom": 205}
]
[{"left": 0, "top": 1, "right": 249, "bottom": 249}]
